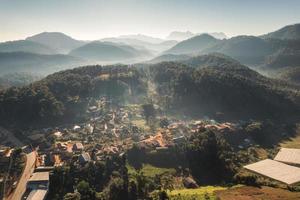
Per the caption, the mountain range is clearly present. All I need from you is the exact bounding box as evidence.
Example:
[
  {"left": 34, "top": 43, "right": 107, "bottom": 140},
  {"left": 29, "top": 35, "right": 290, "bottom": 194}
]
[
  {"left": 159, "top": 23, "right": 300, "bottom": 70},
  {"left": 1, "top": 23, "right": 300, "bottom": 77}
]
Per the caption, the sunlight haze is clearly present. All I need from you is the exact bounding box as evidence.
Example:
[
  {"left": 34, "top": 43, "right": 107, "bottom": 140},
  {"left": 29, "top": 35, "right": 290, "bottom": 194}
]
[{"left": 1, "top": 0, "right": 300, "bottom": 41}]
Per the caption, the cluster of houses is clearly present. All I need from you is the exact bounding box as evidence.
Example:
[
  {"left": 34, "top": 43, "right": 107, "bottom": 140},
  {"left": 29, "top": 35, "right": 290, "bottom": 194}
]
[{"left": 2, "top": 96, "right": 265, "bottom": 200}]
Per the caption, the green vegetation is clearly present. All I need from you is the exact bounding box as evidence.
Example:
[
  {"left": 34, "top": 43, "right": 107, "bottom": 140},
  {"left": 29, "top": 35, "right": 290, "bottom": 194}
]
[
  {"left": 127, "top": 163, "right": 176, "bottom": 178},
  {"left": 0, "top": 65, "right": 146, "bottom": 128},
  {"left": 149, "top": 58, "right": 300, "bottom": 121},
  {"left": 168, "top": 186, "right": 227, "bottom": 200}
]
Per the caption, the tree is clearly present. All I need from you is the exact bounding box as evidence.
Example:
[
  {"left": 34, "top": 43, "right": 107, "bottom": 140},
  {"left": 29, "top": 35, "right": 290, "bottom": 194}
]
[
  {"left": 63, "top": 192, "right": 81, "bottom": 200},
  {"left": 127, "top": 144, "right": 145, "bottom": 170},
  {"left": 128, "top": 181, "right": 137, "bottom": 200},
  {"left": 106, "top": 177, "right": 128, "bottom": 200},
  {"left": 76, "top": 180, "right": 95, "bottom": 200},
  {"left": 142, "top": 103, "right": 156, "bottom": 122}
]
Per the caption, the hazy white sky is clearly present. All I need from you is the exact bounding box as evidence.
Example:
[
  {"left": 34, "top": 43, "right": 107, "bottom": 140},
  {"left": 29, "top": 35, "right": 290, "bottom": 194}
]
[{"left": 1, "top": 0, "right": 300, "bottom": 42}]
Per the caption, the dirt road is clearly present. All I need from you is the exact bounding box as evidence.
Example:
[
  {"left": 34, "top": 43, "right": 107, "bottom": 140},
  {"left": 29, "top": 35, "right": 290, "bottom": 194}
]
[{"left": 6, "top": 151, "right": 36, "bottom": 200}]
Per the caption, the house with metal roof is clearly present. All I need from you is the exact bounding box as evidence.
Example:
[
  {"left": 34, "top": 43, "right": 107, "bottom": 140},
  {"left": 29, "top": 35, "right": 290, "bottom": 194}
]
[{"left": 27, "top": 172, "right": 50, "bottom": 190}]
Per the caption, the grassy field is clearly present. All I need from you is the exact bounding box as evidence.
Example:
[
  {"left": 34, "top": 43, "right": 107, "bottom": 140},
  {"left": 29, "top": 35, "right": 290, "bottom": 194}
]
[
  {"left": 168, "top": 186, "right": 227, "bottom": 200},
  {"left": 127, "top": 163, "right": 176, "bottom": 178}
]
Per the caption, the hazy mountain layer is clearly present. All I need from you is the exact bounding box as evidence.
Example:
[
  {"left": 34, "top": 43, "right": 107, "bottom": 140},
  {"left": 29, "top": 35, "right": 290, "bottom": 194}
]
[
  {"left": 164, "top": 34, "right": 219, "bottom": 55},
  {"left": 0, "top": 40, "right": 57, "bottom": 55},
  {"left": 26, "top": 32, "right": 87, "bottom": 54},
  {"left": 69, "top": 41, "right": 153, "bottom": 62},
  {"left": 0, "top": 52, "right": 85, "bottom": 75}
]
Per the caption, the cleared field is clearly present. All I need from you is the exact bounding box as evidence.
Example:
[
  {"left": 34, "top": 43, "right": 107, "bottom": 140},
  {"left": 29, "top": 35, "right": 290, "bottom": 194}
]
[
  {"left": 216, "top": 186, "right": 300, "bottom": 200},
  {"left": 168, "top": 186, "right": 227, "bottom": 200}
]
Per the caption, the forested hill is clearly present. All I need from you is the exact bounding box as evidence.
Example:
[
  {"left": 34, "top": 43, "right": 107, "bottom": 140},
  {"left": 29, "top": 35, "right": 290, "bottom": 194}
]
[
  {"left": 0, "top": 55, "right": 299, "bottom": 128},
  {"left": 0, "top": 65, "right": 146, "bottom": 127},
  {"left": 148, "top": 58, "right": 300, "bottom": 120}
]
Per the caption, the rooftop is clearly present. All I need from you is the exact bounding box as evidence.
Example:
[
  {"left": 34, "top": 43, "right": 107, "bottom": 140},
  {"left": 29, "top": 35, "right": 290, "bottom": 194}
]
[
  {"left": 27, "top": 189, "right": 48, "bottom": 200},
  {"left": 29, "top": 172, "right": 49, "bottom": 182},
  {"left": 244, "top": 159, "right": 300, "bottom": 185},
  {"left": 274, "top": 148, "right": 300, "bottom": 165},
  {"left": 73, "top": 142, "right": 84, "bottom": 150}
]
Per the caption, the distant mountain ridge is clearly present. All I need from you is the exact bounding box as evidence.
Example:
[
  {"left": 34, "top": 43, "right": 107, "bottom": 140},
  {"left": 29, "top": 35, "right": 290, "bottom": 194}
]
[
  {"left": 26, "top": 32, "right": 87, "bottom": 53},
  {"left": 69, "top": 41, "right": 152, "bottom": 62},
  {"left": 164, "top": 34, "right": 220, "bottom": 55},
  {"left": 166, "top": 31, "right": 227, "bottom": 41},
  {"left": 162, "top": 24, "right": 300, "bottom": 68}
]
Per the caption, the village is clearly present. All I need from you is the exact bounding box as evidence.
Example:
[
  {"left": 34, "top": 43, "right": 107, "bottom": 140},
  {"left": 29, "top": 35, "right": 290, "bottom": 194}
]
[
  {"left": 1, "top": 96, "right": 300, "bottom": 200},
  {"left": 0, "top": 95, "right": 244, "bottom": 200}
]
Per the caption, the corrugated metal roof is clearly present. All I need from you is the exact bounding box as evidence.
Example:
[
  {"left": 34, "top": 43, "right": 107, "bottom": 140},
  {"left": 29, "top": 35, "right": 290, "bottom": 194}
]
[
  {"left": 244, "top": 159, "right": 300, "bottom": 185},
  {"left": 274, "top": 148, "right": 300, "bottom": 165}
]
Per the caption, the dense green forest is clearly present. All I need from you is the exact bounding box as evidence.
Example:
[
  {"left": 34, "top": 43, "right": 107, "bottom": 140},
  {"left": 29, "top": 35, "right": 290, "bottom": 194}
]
[
  {"left": 0, "top": 65, "right": 146, "bottom": 127},
  {"left": 148, "top": 57, "right": 300, "bottom": 120},
  {"left": 0, "top": 55, "right": 299, "bottom": 128}
]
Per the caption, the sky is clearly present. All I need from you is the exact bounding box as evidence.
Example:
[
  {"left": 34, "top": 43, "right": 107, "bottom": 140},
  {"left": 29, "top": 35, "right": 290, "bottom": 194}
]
[{"left": 0, "top": 0, "right": 300, "bottom": 42}]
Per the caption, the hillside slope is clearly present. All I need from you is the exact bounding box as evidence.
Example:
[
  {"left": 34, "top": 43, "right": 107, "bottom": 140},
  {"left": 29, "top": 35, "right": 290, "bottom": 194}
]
[
  {"left": 0, "top": 40, "right": 56, "bottom": 55},
  {"left": 262, "top": 23, "right": 300, "bottom": 40},
  {"left": 0, "top": 52, "right": 85, "bottom": 75}
]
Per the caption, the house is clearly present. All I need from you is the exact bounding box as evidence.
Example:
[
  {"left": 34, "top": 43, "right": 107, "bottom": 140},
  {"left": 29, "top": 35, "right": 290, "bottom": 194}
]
[
  {"left": 79, "top": 152, "right": 91, "bottom": 164},
  {"left": 53, "top": 131, "right": 62, "bottom": 138},
  {"left": 173, "top": 136, "right": 185, "bottom": 144},
  {"left": 73, "top": 125, "right": 81, "bottom": 132},
  {"left": 27, "top": 172, "right": 49, "bottom": 190},
  {"left": 72, "top": 143, "right": 84, "bottom": 152},
  {"left": 35, "top": 166, "right": 54, "bottom": 172}
]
